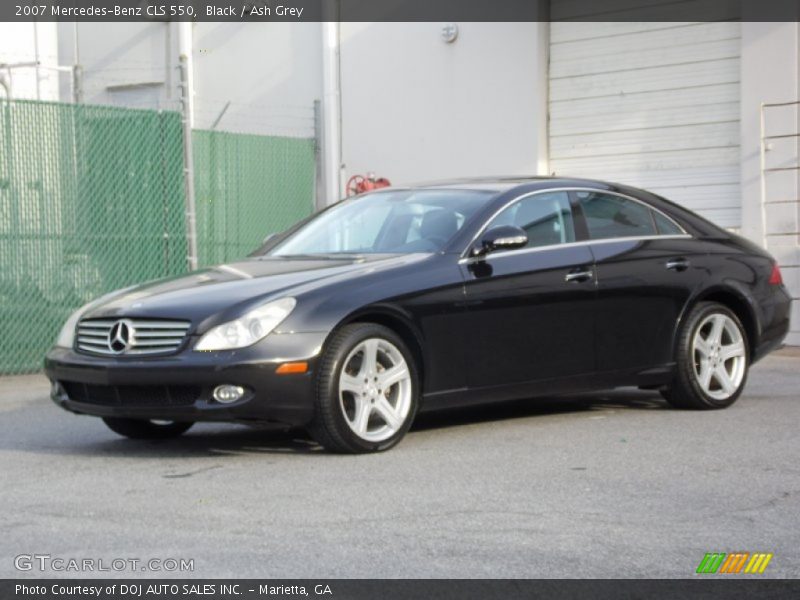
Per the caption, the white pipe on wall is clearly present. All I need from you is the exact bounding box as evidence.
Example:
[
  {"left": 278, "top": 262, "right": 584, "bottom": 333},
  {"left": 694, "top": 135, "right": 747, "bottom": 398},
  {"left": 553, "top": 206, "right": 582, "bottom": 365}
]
[
  {"left": 177, "top": 22, "right": 195, "bottom": 127},
  {"left": 32, "top": 22, "right": 41, "bottom": 100},
  {"left": 321, "top": 21, "right": 342, "bottom": 205},
  {"left": 177, "top": 22, "right": 198, "bottom": 270},
  {"left": 72, "top": 21, "right": 82, "bottom": 103}
]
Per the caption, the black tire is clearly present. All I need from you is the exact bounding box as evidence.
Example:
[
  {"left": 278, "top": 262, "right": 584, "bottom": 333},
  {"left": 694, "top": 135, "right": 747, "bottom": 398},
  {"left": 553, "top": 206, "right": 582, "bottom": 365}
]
[
  {"left": 661, "top": 301, "right": 749, "bottom": 410},
  {"left": 308, "top": 323, "right": 420, "bottom": 453},
  {"left": 102, "top": 417, "right": 194, "bottom": 440}
]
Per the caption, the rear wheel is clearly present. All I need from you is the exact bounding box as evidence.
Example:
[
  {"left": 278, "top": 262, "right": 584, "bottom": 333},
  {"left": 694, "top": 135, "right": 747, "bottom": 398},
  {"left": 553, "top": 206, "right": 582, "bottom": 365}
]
[
  {"left": 102, "top": 417, "right": 194, "bottom": 439},
  {"left": 309, "top": 323, "right": 419, "bottom": 453},
  {"left": 661, "top": 302, "right": 749, "bottom": 409}
]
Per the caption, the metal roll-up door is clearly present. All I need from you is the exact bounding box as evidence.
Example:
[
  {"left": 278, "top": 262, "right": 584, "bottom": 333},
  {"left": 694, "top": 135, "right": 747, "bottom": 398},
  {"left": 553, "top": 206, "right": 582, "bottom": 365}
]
[{"left": 548, "top": 18, "right": 742, "bottom": 228}]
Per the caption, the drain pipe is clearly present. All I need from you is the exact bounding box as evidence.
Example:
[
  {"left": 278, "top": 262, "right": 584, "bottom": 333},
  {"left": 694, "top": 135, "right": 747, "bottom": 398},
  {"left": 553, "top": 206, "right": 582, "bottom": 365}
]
[
  {"left": 32, "top": 22, "right": 41, "bottom": 100},
  {"left": 178, "top": 22, "right": 195, "bottom": 127},
  {"left": 72, "top": 22, "right": 82, "bottom": 103},
  {"left": 321, "top": 20, "right": 342, "bottom": 205},
  {"left": 178, "top": 22, "right": 198, "bottom": 270}
]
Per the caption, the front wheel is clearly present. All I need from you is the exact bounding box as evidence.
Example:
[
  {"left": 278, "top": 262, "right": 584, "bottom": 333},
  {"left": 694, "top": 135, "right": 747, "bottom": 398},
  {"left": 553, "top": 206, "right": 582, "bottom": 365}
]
[
  {"left": 661, "top": 302, "right": 749, "bottom": 409},
  {"left": 309, "top": 323, "right": 419, "bottom": 453},
  {"left": 102, "top": 417, "right": 194, "bottom": 439}
]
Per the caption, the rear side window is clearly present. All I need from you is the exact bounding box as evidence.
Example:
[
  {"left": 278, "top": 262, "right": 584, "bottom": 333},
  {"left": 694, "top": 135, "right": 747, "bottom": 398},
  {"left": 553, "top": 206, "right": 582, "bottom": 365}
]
[
  {"left": 653, "top": 210, "right": 685, "bottom": 235},
  {"left": 576, "top": 192, "right": 657, "bottom": 240}
]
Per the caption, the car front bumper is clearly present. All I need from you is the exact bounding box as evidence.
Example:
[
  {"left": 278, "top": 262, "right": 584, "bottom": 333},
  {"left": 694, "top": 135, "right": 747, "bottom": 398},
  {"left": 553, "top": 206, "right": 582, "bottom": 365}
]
[{"left": 44, "top": 332, "right": 328, "bottom": 427}]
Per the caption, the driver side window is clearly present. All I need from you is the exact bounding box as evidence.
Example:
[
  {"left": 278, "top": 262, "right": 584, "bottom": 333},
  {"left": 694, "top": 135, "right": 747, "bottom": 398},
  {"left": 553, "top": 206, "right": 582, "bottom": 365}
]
[{"left": 488, "top": 192, "right": 576, "bottom": 249}]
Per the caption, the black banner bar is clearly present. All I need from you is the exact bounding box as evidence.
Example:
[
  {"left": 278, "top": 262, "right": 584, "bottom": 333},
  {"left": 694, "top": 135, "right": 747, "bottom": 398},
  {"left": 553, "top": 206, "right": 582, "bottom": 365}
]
[
  {"left": 4, "top": 579, "right": 800, "bottom": 600},
  {"left": 3, "top": 0, "right": 800, "bottom": 22}
]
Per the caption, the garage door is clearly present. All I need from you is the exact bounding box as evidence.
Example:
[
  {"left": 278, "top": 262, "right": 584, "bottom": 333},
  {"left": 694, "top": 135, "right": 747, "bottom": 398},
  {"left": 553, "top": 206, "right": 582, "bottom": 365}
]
[{"left": 548, "top": 20, "right": 742, "bottom": 228}]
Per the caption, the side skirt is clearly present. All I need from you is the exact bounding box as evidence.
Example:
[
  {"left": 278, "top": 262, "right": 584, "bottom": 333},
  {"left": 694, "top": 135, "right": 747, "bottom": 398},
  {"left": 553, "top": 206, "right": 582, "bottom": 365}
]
[{"left": 420, "top": 364, "right": 676, "bottom": 412}]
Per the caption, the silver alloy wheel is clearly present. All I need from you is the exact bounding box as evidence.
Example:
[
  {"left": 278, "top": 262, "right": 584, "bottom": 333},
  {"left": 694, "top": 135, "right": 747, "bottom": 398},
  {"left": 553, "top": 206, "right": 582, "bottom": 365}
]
[
  {"left": 692, "top": 313, "right": 747, "bottom": 401},
  {"left": 338, "top": 337, "right": 412, "bottom": 443}
]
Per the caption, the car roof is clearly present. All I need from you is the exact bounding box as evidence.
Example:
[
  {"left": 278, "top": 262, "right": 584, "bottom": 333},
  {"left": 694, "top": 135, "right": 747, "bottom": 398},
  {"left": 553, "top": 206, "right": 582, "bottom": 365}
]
[
  {"left": 403, "top": 176, "right": 619, "bottom": 194},
  {"left": 399, "top": 175, "right": 728, "bottom": 240}
]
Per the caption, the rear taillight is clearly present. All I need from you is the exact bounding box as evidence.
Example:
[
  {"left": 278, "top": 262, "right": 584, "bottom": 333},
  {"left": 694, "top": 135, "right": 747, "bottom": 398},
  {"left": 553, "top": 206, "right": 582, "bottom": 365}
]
[{"left": 769, "top": 263, "right": 783, "bottom": 285}]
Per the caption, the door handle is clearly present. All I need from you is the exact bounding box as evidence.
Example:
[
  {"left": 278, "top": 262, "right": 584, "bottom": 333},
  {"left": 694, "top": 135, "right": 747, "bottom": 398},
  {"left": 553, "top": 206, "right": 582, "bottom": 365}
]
[
  {"left": 665, "top": 258, "right": 690, "bottom": 271},
  {"left": 565, "top": 269, "right": 594, "bottom": 283}
]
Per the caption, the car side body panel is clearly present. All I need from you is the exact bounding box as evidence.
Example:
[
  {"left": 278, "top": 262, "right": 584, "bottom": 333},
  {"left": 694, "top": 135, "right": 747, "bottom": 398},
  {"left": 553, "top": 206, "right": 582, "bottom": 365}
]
[{"left": 589, "top": 237, "right": 708, "bottom": 371}]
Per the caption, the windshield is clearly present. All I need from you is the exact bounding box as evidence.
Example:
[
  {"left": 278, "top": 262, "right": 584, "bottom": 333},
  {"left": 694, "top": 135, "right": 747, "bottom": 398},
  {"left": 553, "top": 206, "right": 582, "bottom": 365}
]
[{"left": 267, "top": 189, "right": 492, "bottom": 256}]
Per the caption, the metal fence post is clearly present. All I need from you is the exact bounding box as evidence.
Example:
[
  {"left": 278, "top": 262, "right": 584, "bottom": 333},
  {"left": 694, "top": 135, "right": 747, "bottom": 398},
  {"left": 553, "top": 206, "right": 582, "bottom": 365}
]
[
  {"left": 313, "top": 99, "right": 325, "bottom": 211},
  {"left": 72, "top": 64, "right": 83, "bottom": 104},
  {"left": 178, "top": 55, "right": 199, "bottom": 271}
]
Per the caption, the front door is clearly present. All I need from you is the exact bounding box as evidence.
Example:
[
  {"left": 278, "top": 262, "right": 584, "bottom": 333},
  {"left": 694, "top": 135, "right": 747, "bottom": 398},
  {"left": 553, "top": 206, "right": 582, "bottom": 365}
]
[{"left": 462, "top": 191, "right": 596, "bottom": 389}]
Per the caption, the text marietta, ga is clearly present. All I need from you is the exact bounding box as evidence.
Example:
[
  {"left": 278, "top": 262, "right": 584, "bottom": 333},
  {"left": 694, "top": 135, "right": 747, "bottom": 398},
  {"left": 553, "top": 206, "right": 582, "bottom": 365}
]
[{"left": 16, "top": 584, "right": 334, "bottom": 596}]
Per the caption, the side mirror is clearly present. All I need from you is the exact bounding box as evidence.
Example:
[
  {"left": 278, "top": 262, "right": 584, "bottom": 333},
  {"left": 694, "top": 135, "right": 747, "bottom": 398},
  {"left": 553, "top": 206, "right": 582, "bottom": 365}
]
[{"left": 472, "top": 225, "right": 528, "bottom": 257}]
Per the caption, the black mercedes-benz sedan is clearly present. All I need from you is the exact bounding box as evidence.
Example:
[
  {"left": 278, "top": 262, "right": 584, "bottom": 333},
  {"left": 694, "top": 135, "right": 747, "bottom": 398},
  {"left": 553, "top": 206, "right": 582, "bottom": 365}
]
[{"left": 45, "top": 178, "right": 791, "bottom": 453}]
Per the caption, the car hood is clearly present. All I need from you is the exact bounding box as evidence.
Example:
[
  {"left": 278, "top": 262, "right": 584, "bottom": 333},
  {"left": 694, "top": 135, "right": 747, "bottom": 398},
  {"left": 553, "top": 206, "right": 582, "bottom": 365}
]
[{"left": 84, "top": 254, "right": 427, "bottom": 324}]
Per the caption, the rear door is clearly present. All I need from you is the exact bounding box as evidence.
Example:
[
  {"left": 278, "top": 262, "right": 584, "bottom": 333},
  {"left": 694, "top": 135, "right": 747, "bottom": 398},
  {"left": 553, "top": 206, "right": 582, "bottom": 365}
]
[
  {"left": 462, "top": 191, "right": 596, "bottom": 388},
  {"left": 574, "top": 190, "right": 706, "bottom": 371}
]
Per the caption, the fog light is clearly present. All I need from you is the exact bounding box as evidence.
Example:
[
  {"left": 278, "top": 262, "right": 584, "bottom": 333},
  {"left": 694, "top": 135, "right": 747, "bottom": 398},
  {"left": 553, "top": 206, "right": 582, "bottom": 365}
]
[{"left": 212, "top": 384, "right": 245, "bottom": 404}]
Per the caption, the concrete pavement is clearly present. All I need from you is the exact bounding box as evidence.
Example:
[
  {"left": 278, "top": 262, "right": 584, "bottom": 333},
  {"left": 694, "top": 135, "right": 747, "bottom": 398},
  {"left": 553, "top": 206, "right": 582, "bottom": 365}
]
[{"left": 1, "top": 352, "right": 798, "bottom": 578}]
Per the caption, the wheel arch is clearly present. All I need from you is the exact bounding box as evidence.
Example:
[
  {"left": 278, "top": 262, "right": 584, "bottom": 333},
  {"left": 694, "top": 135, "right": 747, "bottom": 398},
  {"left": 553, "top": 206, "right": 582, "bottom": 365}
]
[
  {"left": 679, "top": 285, "right": 760, "bottom": 360},
  {"left": 328, "top": 305, "right": 426, "bottom": 388}
]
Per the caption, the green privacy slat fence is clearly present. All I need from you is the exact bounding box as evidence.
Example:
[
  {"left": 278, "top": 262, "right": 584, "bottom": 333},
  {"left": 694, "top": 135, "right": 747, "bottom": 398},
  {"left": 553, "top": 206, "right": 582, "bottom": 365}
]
[
  {"left": 0, "top": 99, "right": 315, "bottom": 374},
  {"left": 0, "top": 100, "right": 187, "bottom": 375},
  {"left": 193, "top": 129, "right": 315, "bottom": 266}
]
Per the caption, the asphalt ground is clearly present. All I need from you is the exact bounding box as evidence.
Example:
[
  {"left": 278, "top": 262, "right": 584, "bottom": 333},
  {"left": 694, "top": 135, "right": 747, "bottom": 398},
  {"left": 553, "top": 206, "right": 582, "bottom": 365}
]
[{"left": 1, "top": 350, "right": 798, "bottom": 579}]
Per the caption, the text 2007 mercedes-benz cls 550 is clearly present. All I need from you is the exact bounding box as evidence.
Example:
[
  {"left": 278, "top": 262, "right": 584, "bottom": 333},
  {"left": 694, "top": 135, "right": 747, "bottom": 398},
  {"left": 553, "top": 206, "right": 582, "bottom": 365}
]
[{"left": 45, "top": 177, "right": 791, "bottom": 453}]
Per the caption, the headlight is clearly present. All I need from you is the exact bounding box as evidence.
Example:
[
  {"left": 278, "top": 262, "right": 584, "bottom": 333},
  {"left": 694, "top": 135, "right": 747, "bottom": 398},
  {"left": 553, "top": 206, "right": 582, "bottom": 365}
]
[{"left": 195, "top": 297, "right": 296, "bottom": 351}]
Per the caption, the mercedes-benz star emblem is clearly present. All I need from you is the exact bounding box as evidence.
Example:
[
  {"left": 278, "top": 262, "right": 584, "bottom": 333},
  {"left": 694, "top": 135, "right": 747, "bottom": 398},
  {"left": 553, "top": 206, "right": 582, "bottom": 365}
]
[{"left": 107, "top": 319, "right": 133, "bottom": 354}]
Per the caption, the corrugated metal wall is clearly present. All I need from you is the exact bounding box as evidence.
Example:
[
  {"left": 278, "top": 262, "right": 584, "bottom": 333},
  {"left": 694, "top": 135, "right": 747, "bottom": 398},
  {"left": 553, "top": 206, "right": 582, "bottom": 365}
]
[{"left": 548, "top": 21, "right": 742, "bottom": 229}]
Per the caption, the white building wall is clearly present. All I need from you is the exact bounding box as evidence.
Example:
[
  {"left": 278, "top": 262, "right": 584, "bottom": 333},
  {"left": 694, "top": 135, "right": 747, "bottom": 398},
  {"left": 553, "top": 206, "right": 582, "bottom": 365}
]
[
  {"left": 57, "top": 22, "right": 176, "bottom": 109},
  {"left": 193, "top": 23, "right": 321, "bottom": 136},
  {"left": 55, "top": 22, "right": 321, "bottom": 136},
  {"left": 338, "top": 22, "right": 547, "bottom": 187},
  {"left": 740, "top": 22, "right": 800, "bottom": 346},
  {"left": 0, "top": 22, "right": 60, "bottom": 101}
]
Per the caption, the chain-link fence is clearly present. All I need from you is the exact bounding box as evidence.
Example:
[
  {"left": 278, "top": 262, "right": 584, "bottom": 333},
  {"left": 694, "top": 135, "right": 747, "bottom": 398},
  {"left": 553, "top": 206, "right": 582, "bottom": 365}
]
[
  {"left": 193, "top": 130, "right": 315, "bottom": 266},
  {"left": 0, "top": 98, "right": 316, "bottom": 374}
]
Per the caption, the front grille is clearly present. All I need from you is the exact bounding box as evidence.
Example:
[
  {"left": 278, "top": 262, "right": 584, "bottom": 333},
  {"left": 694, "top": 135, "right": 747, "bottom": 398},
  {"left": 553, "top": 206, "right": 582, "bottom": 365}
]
[
  {"left": 76, "top": 318, "right": 191, "bottom": 356},
  {"left": 61, "top": 381, "right": 200, "bottom": 407}
]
